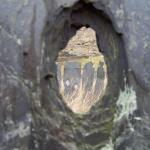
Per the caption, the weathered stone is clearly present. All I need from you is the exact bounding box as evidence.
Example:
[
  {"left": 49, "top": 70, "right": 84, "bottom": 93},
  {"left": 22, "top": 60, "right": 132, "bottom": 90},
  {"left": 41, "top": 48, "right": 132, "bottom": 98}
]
[{"left": 0, "top": 0, "right": 150, "bottom": 150}]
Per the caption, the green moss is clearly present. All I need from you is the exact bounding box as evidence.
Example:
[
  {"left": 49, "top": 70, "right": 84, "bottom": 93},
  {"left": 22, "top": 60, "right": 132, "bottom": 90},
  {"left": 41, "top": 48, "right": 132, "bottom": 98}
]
[
  {"left": 109, "top": 35, "right": 119, "bottom": 60},
  {"left": 104, "top": 118, "right": 114, "bottom": 134},
  {"left": 114, "top": 86, "right": 137, "bottom": 121}
]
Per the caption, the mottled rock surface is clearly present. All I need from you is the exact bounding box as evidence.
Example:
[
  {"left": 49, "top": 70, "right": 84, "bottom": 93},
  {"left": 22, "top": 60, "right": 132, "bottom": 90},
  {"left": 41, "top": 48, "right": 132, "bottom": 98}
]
[
  {"left": 59, "top": 27, "right": 100, "bottom": 56},
  {"left": 0, "top": 0, "right": 150, "bottom": 150}
]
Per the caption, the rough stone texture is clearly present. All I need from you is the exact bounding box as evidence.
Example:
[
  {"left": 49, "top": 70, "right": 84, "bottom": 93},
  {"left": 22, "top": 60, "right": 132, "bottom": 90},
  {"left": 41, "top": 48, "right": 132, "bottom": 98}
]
[
  {"left": 0, "top": 0, "right": 150, "bottom": 150},
  {"left": 59, "top": 27, "right": 100, "bottom": 55}
]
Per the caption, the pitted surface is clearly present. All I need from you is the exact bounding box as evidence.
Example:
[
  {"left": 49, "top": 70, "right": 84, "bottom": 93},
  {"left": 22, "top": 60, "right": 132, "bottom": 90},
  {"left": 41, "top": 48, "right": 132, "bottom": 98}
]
[{"left": 0, "top": 0, "right": 150, "bottom": 150}]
